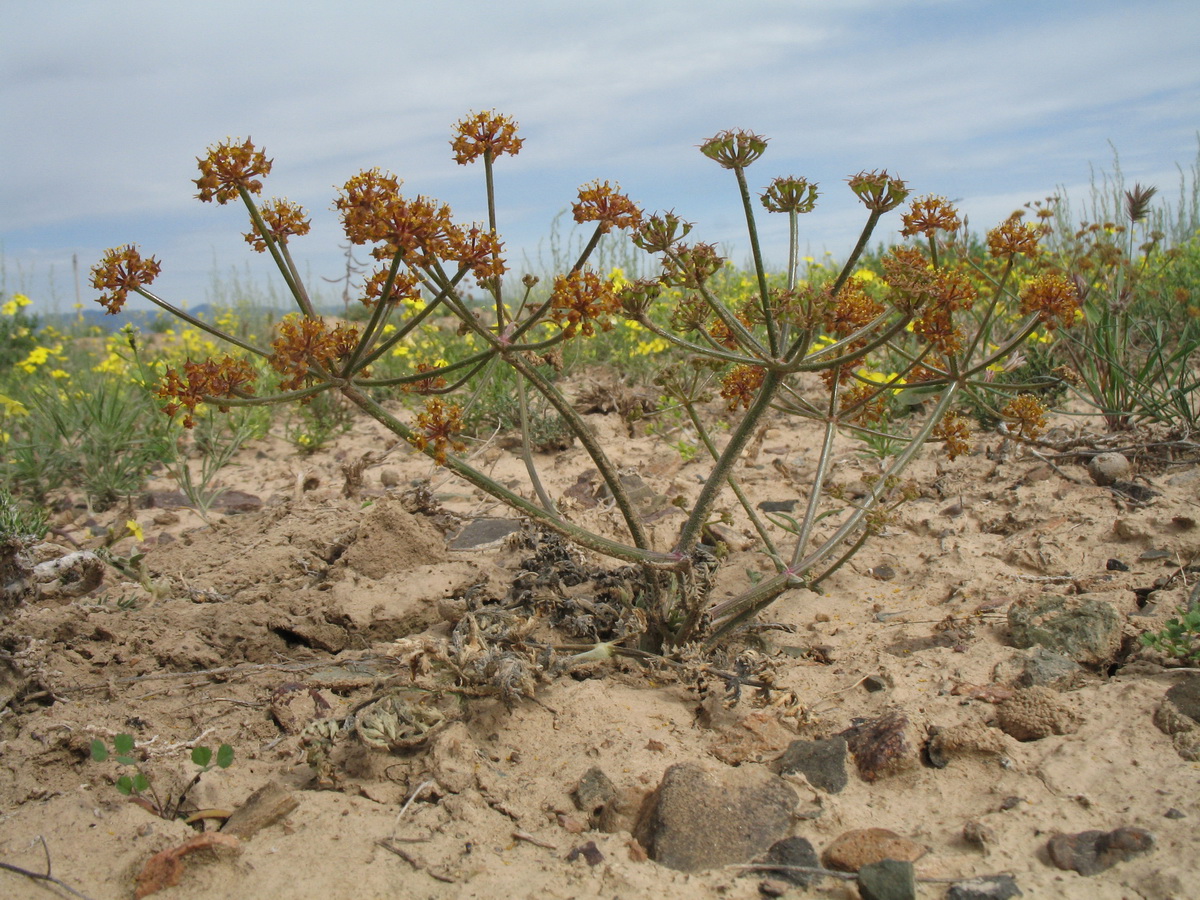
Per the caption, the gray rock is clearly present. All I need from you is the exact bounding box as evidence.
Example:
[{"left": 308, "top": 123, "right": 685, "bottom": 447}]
[
  {"left": 774, "top": 736, "right": 848, "bottom": 793},
  {"left": 572, "top": 766, "right": 617, "bottom": 817},
  {"left": 996, "top": 686, "right": 1082, "bottom": 741},
  {"left": 946, "top": 874, "right": 1024, "bottom": 899},
  {"left": 992, "top": 647, "right": 1084, "bottom": 689},
  {"left": 1163, "top": 674, "right": 1200, "bottom": 723},
  {"left": 449, "top": 517, "right": 522, "bottom": 551},
  {"left": 1047, "top": 826, "right": 1154, "bottom": 876},
  {"left": 1007, "top": 594, "right": 1123, "bottom": 667},
  {"left": 634, "top": 763, "right": 797, "bottom": 872},
  {"left": 857, "top": 858, "right": 916, "bottom": 900},
  {"left": 757, "top": 836, "right": 820, "bottom": 887},
  {"left": 1088, "top": 452, "right": 1131, "bottom": 486}
]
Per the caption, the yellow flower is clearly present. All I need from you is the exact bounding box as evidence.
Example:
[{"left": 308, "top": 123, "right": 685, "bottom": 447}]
[
  {"left": 49, "top": 369, "right": 70, "bottom": 380},
  {"left": 125, "top": 519, "right": 144, "bottom": 542},
  {"left": 0, "top": 394, "right": 28, "bottom": 417},
  {"left": 16, "top": 345, "right": 51, "bottom": 374},
  {"left": 1, "top": 294, "right": 32, "bottom": 316}
]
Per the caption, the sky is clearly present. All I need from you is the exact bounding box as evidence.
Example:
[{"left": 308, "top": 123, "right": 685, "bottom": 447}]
[{"left": 2, "top": 0, "right": 1198, "bottom": 314}]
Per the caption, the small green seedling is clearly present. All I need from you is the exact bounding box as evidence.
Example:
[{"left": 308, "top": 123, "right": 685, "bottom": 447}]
[
  {"left": 90, "top": 733, "right": 234, "bottom": 819},
  {"left": 1141, "top": 607, "right": 1200, "bottom": 664}
]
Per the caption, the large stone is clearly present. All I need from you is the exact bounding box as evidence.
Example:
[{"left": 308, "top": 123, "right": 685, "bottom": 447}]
[
  {"left": 757, "top": 836, "right": 820, "bottom": 888},
  {"left": 1007, "top": 595, "right": 1123, "bottom": 667},
  {"left": 774, "top": 736, "right": 848, "bottom": 793},
  {"left": 634, "top": 763, "right": 797, "bottom": 872}
]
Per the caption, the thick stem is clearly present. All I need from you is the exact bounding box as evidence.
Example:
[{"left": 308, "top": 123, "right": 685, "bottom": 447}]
[
  {"left": 675, "top": 369, "right": 783, "bottom": 554},
  {"left": 831, "top": 210, "right": 885, "bottom": 297}
]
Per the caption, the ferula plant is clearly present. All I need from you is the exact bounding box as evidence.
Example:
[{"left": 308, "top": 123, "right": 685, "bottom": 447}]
[{"left": 92, "top": 113, "right": 1076, "bottom": 650}]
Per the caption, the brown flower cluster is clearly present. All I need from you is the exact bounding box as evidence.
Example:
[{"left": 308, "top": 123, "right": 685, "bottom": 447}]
[
  {"left": 699, "top": 129, "right": 768, "bottom": 170},
  {"left": 848, "top": 170, "right": 910, "bottom": 213},
  {"left": 1001, "top": 393, "right": 1049, "bottom": 440},
  {"left": 882, "top": 246, "right": 937, "bottom": 312},
  {"left": 987, "top": 214, "right": 1043, "bottom": 259},
  {"left": 244, "top": 199, "right": 311, "bottom": 252},
  {"left": 841, "top": 382, "right": 887, "bottom": 425},
  {"left": 761, "top": 176, "right": 818, "bottom": 214},
  {"left": 269, "top": 315, "right": 361, "bottom": 389},
  {"left": 1018, "top": 272, "right": 1080, "bottom": 329},
  {"left": 911, "top": 269, "right": 978, "bottom": 355},
  {"left": 363, "top": 267, "right": 423, "bottom": 309},
  {"left": 403, "top": 362, "right": 449, "bottom": 395},
  {"left": 155, "top": 356, "right": 257, "bottom": 428},
  {"left": 826, "top": 281, "right": 885, "bottom": 337},
  {"left": 92, "top": 245, "right": 162, "bottom": 314},
  {"left": 932, "top": 411, "right": 972, "bottom": 460},
  {"left": 335, "top": 169, "right": 504, "bottom": 280},
  {"left": 719, "top": 364, "right": 766, "bottom": 410},
  {"left": 195, "top": 138, "right": 272, "bottom": 204},
  {"left": 775, "top": 284, "right": 835, "bottom": 332},
  {"left": 573, "top": 181, "right": 642, "bottom": 233},
  {"left": 549, "top": 270, "right": 619, "bottom": 337},
  {"left": 451, "top": 111, "right": 524, "bottom": 165},
  {"left": 900, "top": 195, "right": 961, "bottom": 237},
  {"left": 410, "top": 398, "right": 467, "bottom": 464}
]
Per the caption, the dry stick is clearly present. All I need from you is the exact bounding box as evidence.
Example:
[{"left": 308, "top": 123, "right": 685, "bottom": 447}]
[{"left": 0, "top": 836, "right": 98, "bottom": 900}]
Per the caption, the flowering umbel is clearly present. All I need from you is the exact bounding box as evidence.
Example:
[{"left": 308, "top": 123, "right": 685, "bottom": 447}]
[
  {"left": 1001, "top": 394, "right": 1049, "bottom": 441},
  {"left": 932, "top": 411, "right": 972, "bottom": 461},
  {"left": 410, "top": 398, "right": 467, "bottom": 464},
  {"left": 195, "top": 138, "right": 272, "bottom": 204},
  {"left": 573, "top": 181, "right": 642, "bottom": 233},
  {"left": 848, "top": 170, "right": 910, "bottom": 213},
  {"left": 245, "top": 199, "right": 311, "bottom": 252},
  {"left": 719, "top": 364, "right": 765, "bottom": 410},
  {"left": 900, "top": 195, "right": 961, "bottom": 237},
  {"left": 1018, "top": 272, "right": 1080, "bottom": 329},
  {"left": 451, "top": 111, "right": 524, "bottom": 165},
  {"left": 155, "top": 356, "right": 257, "bottom": 428},
  {"left": 700, "top": 129, "right": 768, "bottom": 169},
  {"left": 92, "top": 245, "right": 162, "bottom": 314},
  {"left": 549, "top": 270, "right": 619, "bottom": 337},
  {"left": 761, "top": 177, "right": 819, "bottom": 214},
  {"left": 269, "top": 315, "right": 361, "bottom": 390},
  {"left": 987, "top": 214, "right": 1043, "bottom": 260}
]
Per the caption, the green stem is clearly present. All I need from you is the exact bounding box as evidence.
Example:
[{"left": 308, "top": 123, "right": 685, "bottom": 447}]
[
  {"left": 238, "top": 187, "right": 309, "bottom": 315},
  {"left": 675, "top": 369, "right": 782, "bottom": 554},
  {"left": 832, "top": 210, "right": 885, "bottom": 297},
  {"left": 133, "top": 288, "right": 269, "bottom": 359},
  {"left": 734, "top": 165, "right": 778, "bottom": 357}
]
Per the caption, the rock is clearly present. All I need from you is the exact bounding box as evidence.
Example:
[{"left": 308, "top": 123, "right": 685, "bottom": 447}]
[
  {"left": 1087, "top": 452, "right": 1131, "bottom": 486},
  {"left": 596, "top": 786, "right": 650, "bottom": 834},
  {"left": 1007, "top": 594, "right": 1123, "bottom": 667},
  {"left": 572, "top": 766, "right": 617, "bottom": 818},
  {"left": 757, "top": 878, "right": 790, "bottom": 897},
  {"left": 1152, "top": 674, "right": 1200, "bottom": 760},
  {"left": 222, "top": 782, "right": 299, "bottom": 839},
  {"left": 566, "top": 840, "right": 605, "bottom": 866},
  {"left": 927, "top": 720, "right": 1011, "bottom": 766},
  {"left": 1046, "top": 826, "right": 1154, "bottom": 876},
  {"left": 449, "top": 517, "right": 522, "bottom": 551},
  {"left": 1163, "top": 674, "right": 1200, "bottom": 722},
  {"left": 820, "top": 828, "right": 925, "bottom": 872},
  {"left": 996, "top": 686, "right": 1082, "bottom": 741},
  {"left": 961, "top": 820, "right": 998, "bottom": 851},
  {"left": 634, "top": 763, "right": 797, "bottom": 872},
  {"left": 857, "top": 858, "right": 916, "bottom": 900},
  {"left": 756, "top": 836, "right": 820, "bottom": 888},
  {"left": 945, "top": 874, "right": 1024, "bottom": 899},
  {"left": 842, "top": 710, "right": 921, "bottom": 782},
  {"left": 992, "top": 647, "right": 1084, "bottom": 689},
  {"left": 379, "top": 468, "right": 401, "bottom": 488},
  {"left": 774, "top": 736, "right": 848, "bottom": 793},
  {"left": 211, "top": 490, "right": 263, "bottom": 513}
]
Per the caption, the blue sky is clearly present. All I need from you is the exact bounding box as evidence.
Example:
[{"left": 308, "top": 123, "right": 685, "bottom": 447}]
[{"left": 3, "top": 0, "right": 1198, "bottom": 313}]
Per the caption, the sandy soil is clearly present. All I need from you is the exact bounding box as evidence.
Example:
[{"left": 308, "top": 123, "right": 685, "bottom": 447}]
[{"left": 1, "top": 387, "right": 1198, "bottom": 900}]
